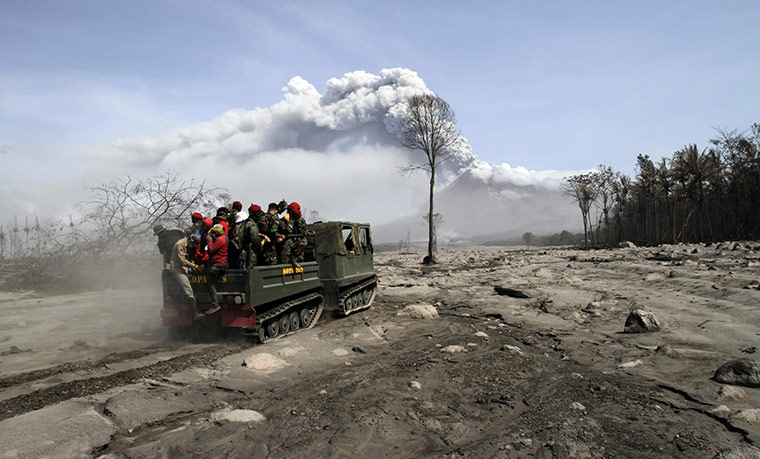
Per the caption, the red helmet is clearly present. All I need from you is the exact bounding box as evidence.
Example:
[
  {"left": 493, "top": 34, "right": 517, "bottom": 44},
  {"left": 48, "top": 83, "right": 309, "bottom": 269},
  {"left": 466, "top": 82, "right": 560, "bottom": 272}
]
[
  {"left": 232, "top": 201, "right": 243, "bottom": 211},
  {"left": 202, "top": 218, "right": 213, "bottom": 229},
  {"left": 287, "top": 202, "right": 301, "bottom": 218},
  {"left": 248, "top": 204, "right": 262, "bottom": 213},
  {"left": 191, "top": 212, "right": 203, "bottom": 220}
]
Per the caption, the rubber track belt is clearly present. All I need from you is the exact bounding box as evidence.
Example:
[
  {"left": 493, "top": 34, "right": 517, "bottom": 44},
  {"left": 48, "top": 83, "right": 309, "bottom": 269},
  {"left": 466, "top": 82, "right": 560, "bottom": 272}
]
[
  {"left": 255, "top": 292, "right": 323, "bottom": 344},
  {"left": 338, "top": 275, "right": 378, "bottom": 316}
]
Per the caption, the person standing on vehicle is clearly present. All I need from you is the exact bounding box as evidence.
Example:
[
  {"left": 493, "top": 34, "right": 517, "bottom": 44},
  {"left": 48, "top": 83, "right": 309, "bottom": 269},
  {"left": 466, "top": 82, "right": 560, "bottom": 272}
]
[
  {"left": 186, "top": 212, "right": 203, "bottom": 236},
  {"left": 205, "top": 224, "right": 227, "bottom": 315},
  {"left": 228, "top": 201, "right": 244, "bottom": 268},
  {"left": 212, "top": 207, "right": 230, "bottom": 235},
  {"left": 278, "top": 202, "right": 308, "bottom": 264},
  {"left": 261, "top": 203, "right": 280, "bottom": 265},
  {"left": 153, "top": 224, "right": 184, "bottom": 270},
  {"left": 238, "top": 204, "right": 265, "bottom": 268},
  {"left": 169, "top": 234, "right": 204, "bottom": 321},
  {"left": 193, "top": 218, "right": 213, "bottom": 266}
]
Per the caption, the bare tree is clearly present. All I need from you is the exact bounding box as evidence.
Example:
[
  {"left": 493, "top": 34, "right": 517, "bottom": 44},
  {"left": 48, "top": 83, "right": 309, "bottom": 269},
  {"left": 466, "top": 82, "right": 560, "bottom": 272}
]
[
  {"left": 562, "top": 173, "right": 597, "bottom": 246},
  {"left": 79, "top": 171, "right": 225, "bottom": 254},
  {"left": 400, "top": 94, "right": 462, "bottom": 264},
  {"left": 592, "top": 165, "right": 616, "bottom": 245}
]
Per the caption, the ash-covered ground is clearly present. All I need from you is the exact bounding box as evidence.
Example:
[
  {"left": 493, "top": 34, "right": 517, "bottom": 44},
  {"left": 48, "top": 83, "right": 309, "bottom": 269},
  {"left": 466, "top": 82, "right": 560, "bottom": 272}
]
[{"left": 1, "top": 243, "right": 759, "bottom": 458}]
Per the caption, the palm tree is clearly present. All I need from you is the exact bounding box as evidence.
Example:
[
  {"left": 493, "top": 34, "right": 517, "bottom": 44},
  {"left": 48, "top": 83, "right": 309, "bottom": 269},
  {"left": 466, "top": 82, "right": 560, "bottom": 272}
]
[
  {"left": 672, "top": 144, "right": 719, "bottom": 241},
  {"left": 656, "top": 159, "right": 676, "bottom": 243}
]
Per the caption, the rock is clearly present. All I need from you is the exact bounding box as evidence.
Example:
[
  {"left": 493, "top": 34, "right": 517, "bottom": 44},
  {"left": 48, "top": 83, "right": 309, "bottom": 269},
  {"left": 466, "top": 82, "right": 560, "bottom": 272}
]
[
  {"left": 619, "top": 241, "right": 636, "bottom": 248},
  {"left": 624, "top": 309, "right": 661, "bottom": 333},
  {"left": 104, "top": 389, "right": 210, "bottom": 431},
  {"left": 210, "top": 408, "right": 266, "bottom": 423},
  {"left": 493, "top": 286, "right": 529, "bottom": 298},
  {"left": 0, "top": 345, "right": 30, "bottom": 356},
  {"left": 710, "top": 405, "right": 731, "bottom": 416},
  {"left": 733, "top": 409, "right": 760, "bottom": 424},
  {"left": 570, "top": 402, "right": 586, "bottom": 411},
  {"left": 655, "top": 345, "right": 681, "bottom": 358},
  {"left": 396, "top": 303, "right": 439, "bottom": 319},
  {"left": 318, "top": 389, "right": 328, "bottom": 396},
  {"left": 474, "top": 331, "right": 489, "bottom": 339},
  {"left": 351, "top": 346, "right": 366, "bottom": 354},
  {"left": 0, "top": 400, "right": 116, "bottom": 458},
  {"left": 332, "top": 348, "right": 350, "bottom": 356},
  {"left": 533, "top": 268, "right": 552, "bottom": 278},
  {"left": 571, "top": 372, "right": 584, "bottom": 379},
  {"left": 243, "top": 353, "right": 288, "bottom": 371},
  {"left": 409, "top": 381, "right": 422, "bottom": 390},
  {"left": 441, "top": 345, "right": 466, "bottom": 353},
  {"left": 501, "top": 345, "right": 523, "bottom": 355},
  {"left": 714, "top": 446, "right": 760, "bottom": 459},
  {"left": 718, "top": 385, "right": 747, "bottom": 402},
  {"left": 517, "top": 438, "right": 533, "bottom": 448},
  {"left": 618, "top": 359, "right": 643, "bottom": 369},
  {"left": 713, "top": 359, "right": 760, "bottom": 388}
]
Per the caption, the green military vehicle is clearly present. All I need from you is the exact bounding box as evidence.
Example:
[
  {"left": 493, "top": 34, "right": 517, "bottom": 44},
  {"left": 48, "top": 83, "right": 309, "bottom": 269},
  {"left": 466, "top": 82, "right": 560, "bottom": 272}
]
[{"left": 161, "top": 221, "right": 377, "bottom": 342}]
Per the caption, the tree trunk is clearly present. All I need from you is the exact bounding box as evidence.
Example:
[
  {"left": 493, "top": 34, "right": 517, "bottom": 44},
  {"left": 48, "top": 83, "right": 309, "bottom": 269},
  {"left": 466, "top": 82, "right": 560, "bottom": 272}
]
[{"left": 427, "top": 169, "right": 436, "bottom": 264}]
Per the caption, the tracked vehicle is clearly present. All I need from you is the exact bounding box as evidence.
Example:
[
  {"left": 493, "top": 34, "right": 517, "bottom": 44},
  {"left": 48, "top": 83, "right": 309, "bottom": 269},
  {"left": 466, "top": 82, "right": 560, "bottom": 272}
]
[{"left": 160, "top": 221, "right": 376, "bottom": 342}]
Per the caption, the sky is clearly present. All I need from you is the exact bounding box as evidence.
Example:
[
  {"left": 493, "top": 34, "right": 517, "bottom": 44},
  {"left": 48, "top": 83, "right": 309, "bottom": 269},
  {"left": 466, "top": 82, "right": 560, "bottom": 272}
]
[{"left": 1, "top": 0, "right": 758, "bottom": 229}]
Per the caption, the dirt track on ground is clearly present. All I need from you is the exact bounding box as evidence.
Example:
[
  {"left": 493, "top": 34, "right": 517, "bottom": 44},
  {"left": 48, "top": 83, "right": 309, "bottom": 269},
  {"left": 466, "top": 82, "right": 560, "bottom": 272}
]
[{"left": 0, "top": 243, "right": 759, "bottom": 458}]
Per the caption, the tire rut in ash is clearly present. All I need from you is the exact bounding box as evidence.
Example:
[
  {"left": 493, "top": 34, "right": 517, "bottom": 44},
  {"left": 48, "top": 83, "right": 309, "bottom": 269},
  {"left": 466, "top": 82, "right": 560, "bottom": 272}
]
[
  {"left": 0, "top": 343, "right": 247, "bottom": 421},
  {"left": 0, "top": 342, "right": 186, "bottom": 389}
]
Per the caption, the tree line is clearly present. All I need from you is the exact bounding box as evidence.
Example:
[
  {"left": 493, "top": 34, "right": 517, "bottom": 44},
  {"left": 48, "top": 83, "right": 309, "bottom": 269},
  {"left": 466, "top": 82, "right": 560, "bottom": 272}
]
[{"left": 564, "top": 123, "right": 760, "bottom": 246}]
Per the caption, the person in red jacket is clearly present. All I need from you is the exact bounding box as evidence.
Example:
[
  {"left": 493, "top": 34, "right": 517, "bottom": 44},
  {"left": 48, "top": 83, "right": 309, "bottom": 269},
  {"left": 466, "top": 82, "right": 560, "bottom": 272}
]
[
  {"left": 212, "top": 207, "right": 230, "bottom": 235},
  {"left": 205, "top": 224, "right": 228, "bottom": 315},
  {"left": 193, "top": 218, "right": 213, "bottom": 265}
]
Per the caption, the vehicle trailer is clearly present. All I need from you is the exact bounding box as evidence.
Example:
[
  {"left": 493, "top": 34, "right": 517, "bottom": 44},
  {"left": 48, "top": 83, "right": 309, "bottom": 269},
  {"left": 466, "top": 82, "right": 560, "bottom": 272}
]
[{"left": 160, "top": 221, "right": 377, "bottom": 342}]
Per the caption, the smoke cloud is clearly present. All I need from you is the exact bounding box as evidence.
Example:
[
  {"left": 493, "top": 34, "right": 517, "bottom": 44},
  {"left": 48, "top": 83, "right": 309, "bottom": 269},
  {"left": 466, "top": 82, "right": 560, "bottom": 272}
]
[{"left": 7, "top": 68, "right": 580, "bottom": 241}]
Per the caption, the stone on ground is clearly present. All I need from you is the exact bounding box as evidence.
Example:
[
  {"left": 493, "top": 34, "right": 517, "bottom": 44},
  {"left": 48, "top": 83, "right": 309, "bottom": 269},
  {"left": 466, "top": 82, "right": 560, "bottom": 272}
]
[
  {"left": 655, "top": 344, "right": 680, "bottom": 358},
  {"left": 474, "top": 331, "right": 489, "bottom": 339},
  {"left": 618, "top": 359, "right": 643, "bottom": 369},
  {"left": 409, "top": 381, "right": 422, "bottom": 390},
  {"left": 710, "top": 405, "right": 731, "bottom": 416},
  {"left": 243, "top": 352, "right": 288, "bottom": 371},
  {"left": 733, "top": 409, "right": 760, "bottom": 424},
  {"left": 713, "top": 359, "right": 760, "bottom": 387},
  {"left": 501, "top": 344, "right": 523, "bottom": 355},
  {"left": 624, "top": 309, "right": 661, "bottom": 333},
  {"left": 619, "top": 241, "right": 636, "bottom": 248},
  {"left": 570, "top": 402, "right": 586, "bottom": 411},
  {"left": 396, "top": 303, "right": 439, "bottom": 319},
  {"left": 0, "top": 400, "right": 115, "bottom": 458},
  {"left": 211, "top": 408, "right": 266, "bottom": 423},
  {"left": 714, "top": 446, "right": 760, "bottom": 459},
  {"left": 104, "top": 389, "right": 209, "bottom": 431},
  {"left": 441, "top": 345, "right": 466, "bottom": 353},
  {"left": 718, "top": 385, "right": 747, "bottom": 402}
]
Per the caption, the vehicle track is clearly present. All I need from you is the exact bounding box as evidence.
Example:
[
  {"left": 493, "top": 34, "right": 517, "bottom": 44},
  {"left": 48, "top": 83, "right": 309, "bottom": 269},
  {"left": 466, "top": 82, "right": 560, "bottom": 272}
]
[
  {"left": 0, "top": 342, "right": 186, "bottom": 389},
  {"left": 0, "top": 342, "right": 247, "bottom": 421}
]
